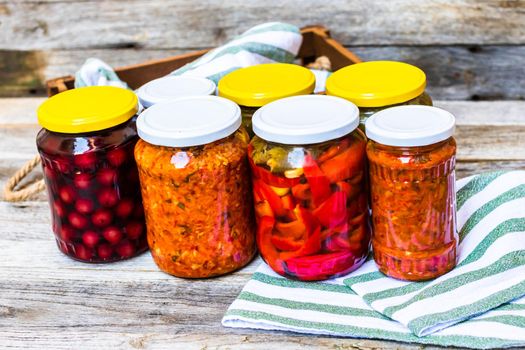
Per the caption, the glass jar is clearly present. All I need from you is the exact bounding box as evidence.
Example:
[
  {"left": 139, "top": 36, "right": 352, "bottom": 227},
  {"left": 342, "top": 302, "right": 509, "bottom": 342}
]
[
  {"left": 326, "top": 61, "right": 433, "bottom": 130},
  {"left": 249, "top": 95, "right": 371, "bottom": 281},
  {"left": 365, "top": 105, "right": 458, "bottom": 281},
  {"left": 137, "top": 76, "right": 216, "bottom": 108},
  {"left": 36, "top": 86, "right": 147, "bottom": 263},
  {"left": 134, "top": 96, "right": 256, "bottom": 278},
  {"left": 218, "top": 63, "right": 315, "bottom": 136}
]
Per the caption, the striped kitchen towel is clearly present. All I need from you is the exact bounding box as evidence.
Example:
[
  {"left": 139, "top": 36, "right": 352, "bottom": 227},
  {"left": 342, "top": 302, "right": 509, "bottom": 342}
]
[
  {"left": 345, "top": 170, "right": 525, "bottom": 336},
  {"left": 223, "top": 171, "right": 525, "bottom": 348},
  {"left": 75, "top": 22, "right": 302, "bottom": 90},
  {"left": 170, "top": 22, "right": 302, "bottom": 84}
]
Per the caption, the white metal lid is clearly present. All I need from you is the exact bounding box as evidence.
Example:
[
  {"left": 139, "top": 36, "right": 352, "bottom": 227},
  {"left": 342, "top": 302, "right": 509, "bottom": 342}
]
[
  {"left": 252, "top": 95, "right": 359, "bottom": 145},
  {"left": 365, "top": 105, "right": 455, "bottom": 147},
  {"left": 137, "top": 76, "right": 216, "bottom": 108},
  {"left": 136, "top": 95, "right": 241, "bottom": 147}
]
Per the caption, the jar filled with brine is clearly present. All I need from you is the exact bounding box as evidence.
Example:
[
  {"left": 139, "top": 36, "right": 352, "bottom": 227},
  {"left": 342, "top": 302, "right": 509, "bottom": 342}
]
[
  {"left": 366, "top": 105, "right": 458, "bottom": 281},
  {"left": 136, "top": 76, "right": 216, "bottom": 108},
  {"left": 218, "top": 63, "right": 315, "bottom": 136},
  {"left": 134, "top": 96, "right": 256, "bottom": 278},
  {"left": 326, "top": 61, "right": 432, "bottom": 129},
  {"left": 249, "top": 95, "right": 371, "bottom": 281},
  {"left": 36, "top": 86, "right": 147, "bottom": 262}
]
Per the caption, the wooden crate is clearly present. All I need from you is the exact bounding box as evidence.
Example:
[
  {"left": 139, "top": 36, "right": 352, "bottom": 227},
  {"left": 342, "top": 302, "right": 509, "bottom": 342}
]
[{"left": 45, "top": 25, "right": 361, "bottom": 97}]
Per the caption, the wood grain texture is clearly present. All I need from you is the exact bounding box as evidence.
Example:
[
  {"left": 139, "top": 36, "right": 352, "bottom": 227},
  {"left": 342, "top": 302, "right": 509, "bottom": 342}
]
[
  {"left": 1, "top": 0, "right": 524, "bottom": 50},
  {"left": 3, "top": 44, "right": 525, "bottom": 99},
  {"left": 1, "top": 100, "right": 525, "bottom": 349}
]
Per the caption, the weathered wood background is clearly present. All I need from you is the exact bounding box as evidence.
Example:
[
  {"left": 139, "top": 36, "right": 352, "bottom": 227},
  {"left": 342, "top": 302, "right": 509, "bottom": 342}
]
[{"left": 0, "top": 0, "right": 524, "bottom": 99}]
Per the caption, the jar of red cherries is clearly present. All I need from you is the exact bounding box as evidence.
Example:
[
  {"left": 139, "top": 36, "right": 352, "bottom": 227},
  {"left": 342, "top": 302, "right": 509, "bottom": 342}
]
[{"left": 36, "top": 86, "right": 148, "bottom": 262}]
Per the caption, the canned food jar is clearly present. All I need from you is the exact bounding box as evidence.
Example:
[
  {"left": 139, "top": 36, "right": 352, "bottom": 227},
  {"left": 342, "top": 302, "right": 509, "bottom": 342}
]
[
  {"left": 366, "top": 105, "right": 458, "bottom": 281},
  {"left": 326, "top": 61, "right": 432, "bottom": 129},
  {"left": 218, "top": 63, "right": 315, "bottom": 136},
  {"left": 36, "top": 86, "right": 147, "bottom": 262},
  {"left": 137, "top": 76, "right": 216, "bottom": 108},
  {"left": 249, "top": 95, "right": 371, "bottom": 281},
  {"left": 135, "top": 96, "right": 256, "bottom": 278}
]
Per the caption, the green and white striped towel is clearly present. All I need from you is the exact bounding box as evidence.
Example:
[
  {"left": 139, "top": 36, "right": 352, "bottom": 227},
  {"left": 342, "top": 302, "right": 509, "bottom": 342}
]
[
  {"left": 345, "top": 170, "right": 525, "bottom": 336},
  {"left": 223, "top": 171, "right": 525, "bottom": 348},
  {"left": 74, "top": 22, "right": 303, "bottom": 90},
  {"left": 170, "top": 22, "right": 302, "bottom": 84}
]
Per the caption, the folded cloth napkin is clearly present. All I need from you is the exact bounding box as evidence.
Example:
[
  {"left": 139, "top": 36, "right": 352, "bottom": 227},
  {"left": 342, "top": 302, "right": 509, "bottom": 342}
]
[
  {"left": 74, "top": 58, "right": 128, "bottom": 89},
  {"left": 345, "top": 170, "right": 525, "bottom": 336},
  {"left": 223, "top": 171, "right": 525, "bottom": 349},
  {"left": 74, "top": 22, "right": 303, "bottom": 89}
]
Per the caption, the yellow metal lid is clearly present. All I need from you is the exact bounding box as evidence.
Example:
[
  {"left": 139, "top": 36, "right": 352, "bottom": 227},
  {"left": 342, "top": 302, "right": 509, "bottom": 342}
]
[
  {"left": 37, "top": 86, "right": 138, "bottom": 133},
  {"left": 326, "top": 61, "right": 427, "bottom": 107},
  {"left": 218, "top": 63, "right": 316, "bottom": 107}
]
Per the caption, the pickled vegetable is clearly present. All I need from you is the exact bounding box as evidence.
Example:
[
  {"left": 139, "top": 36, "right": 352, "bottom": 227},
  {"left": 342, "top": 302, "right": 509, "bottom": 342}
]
[
  {"left": 367, "top": 138, "right": 457, "bottom": 281},
  {"left": 249, "top": 132, "right": 370, "bottom": 281},
  {"left": 135, "top": 132, "right": 256, "bottom": 278}
]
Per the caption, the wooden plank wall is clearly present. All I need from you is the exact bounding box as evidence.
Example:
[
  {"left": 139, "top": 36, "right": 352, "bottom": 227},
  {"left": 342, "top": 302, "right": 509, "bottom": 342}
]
[{"left": 0, "top": 0, "right": 524, "bottom": 99}]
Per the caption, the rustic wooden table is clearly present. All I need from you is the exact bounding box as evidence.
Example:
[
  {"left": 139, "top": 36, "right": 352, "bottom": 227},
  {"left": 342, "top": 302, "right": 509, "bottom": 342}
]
[{"left": 1, "top": 98, "right": 524, "bottom": 349}]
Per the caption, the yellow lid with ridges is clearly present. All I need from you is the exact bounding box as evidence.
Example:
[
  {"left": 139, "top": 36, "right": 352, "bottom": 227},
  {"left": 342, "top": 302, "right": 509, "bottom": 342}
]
[
  {"left": 37, "top": 86, "right": 138, "bottom": 133},
  {"left": 326, "top": 61, "right": 427, "bottom": 107},
  {"left": 218, "top": 63, "right": 316, "bottom": 107}
]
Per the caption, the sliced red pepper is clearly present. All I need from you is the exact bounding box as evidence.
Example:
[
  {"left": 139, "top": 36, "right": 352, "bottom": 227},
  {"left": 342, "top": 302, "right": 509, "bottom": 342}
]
[
  {"left": 248, "top": 144, "right": 300, "bottom": 187},
  {"left": 317, "top": 138, "right": 350, "bottom": 163},
  {"left": 253, "top": 179, "right": 286, "bottom": 217},
  {"left": 255, "top": 201, "right": 274, "bottom": 218},
  {"left": 325, "top": 233, "right": 351, "bottom": 252},
  {"left": 302, "top": 155, "right": 332, "bottom": 207},
  {"left": 280, "top": 225, "right": 322, "bottom": 260},
  {"left": 294, "top": 205, "right": 319, "bottom": 236},
  {"left": 284, "top": 251, "right": 355, "bottom": 281},
  {"left": 270, "top": 235, "right": 303, "bottom": 251},
  {"left": 291, "top": 182, "right": 311, "bottom": 201},
  {"left": 256, "top": 216, "right": 285, "bottom": 274},
  {"left": 320, "top": 140, "right": 365, "bottom": 183},
  {"left": 281, "top": 194, "right": 295, "bottom": 211},
  {"left": 274, "top": 220, "right": 306, "bottom": 240},
  {"left": 313, "top": 191, "right": 348, "bottom": 228}
]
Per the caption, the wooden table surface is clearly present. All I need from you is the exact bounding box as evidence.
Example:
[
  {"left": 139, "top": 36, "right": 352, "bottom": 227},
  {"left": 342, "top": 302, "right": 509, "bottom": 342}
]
[{"left": 1, "top": 98, "right": 524, "bottom": 349}]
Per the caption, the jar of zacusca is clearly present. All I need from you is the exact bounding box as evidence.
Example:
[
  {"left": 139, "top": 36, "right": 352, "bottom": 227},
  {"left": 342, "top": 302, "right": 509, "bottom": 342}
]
[
  {"left": 36, "top": 86, "right": 147, "bottom": 262},
  {"left": 218, "top": 63, "right": 315, "bottom": 136},
  {"left": 134, "top": 96, "right": 256, "bottom": 278},
  {"left": 326, "top": 61, "right": 432, "bottom": 129},
  {"left": 366, "top": 105, "right": 458, "bottom": 281},
  {"left": 137, "top": 76, "right": 216, "bottom": 108},
  {"left": 249, "top": 95, "right": 371, "bottom": 281}
]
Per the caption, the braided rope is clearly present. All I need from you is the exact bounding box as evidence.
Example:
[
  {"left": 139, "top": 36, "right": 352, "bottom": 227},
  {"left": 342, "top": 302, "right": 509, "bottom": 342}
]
[{"left": 3, "top": 155, "right": 46, "bottom": 202}]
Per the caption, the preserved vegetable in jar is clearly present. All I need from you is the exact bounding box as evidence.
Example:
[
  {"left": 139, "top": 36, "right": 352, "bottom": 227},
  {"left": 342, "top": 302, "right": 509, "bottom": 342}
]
[
  {"left": 250, "top": 95, "right": 371, "bottom": 281},
  {"left": 326, "top": 61, "right": 432, "bottom": 129},
  {"left": 365, "top": 105, "right": 458, "bottom": 281},
  {"left": 218, "top": 63, "right": 315, "bottom": 136},
  {"left": 136, "top": 76, "right": 216, "bottom": 108},
  {"left": 135, "top": 96, "right": 256, "bottom": 278},
  {"left": 36, "top": 86, "right": 147, "bottom": 263}
]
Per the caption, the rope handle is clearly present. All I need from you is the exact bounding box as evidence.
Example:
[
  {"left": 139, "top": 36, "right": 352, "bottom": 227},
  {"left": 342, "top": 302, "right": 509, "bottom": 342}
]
[{"left": 3, "top": 155, "right": 46, "bottom": 202}]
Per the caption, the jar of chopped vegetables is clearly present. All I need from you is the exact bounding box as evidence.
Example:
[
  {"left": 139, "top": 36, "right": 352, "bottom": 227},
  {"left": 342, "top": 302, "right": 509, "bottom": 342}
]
[
  {"left": 137, "top": 76, "right": 216, "bottom": 108},
  {"left": 135, "top": 96, "right": 256, "bottom": 278},
  {"left": 366, "top": 105, "right": 458, "bottom": 281},
  {"left": 218, "top": 63, "right": 315, "bottom": 136},
  {"left": 249, "top": 95, "right": 371, "bottom": 281},
  {"left": 326, "top": 61, "right": 432, "bottom": 130}
]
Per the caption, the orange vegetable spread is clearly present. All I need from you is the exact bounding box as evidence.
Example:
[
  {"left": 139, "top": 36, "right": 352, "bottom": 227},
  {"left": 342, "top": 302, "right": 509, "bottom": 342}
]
[
  {"left": 367, "top": 138, "right": 457, "bottom": 281},
  {"left": 135, "top": 132, "right": 256, "bottom": 278}
]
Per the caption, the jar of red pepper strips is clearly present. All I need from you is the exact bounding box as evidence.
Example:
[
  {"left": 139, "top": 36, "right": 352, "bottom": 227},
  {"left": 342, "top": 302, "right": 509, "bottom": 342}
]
[
  {"left": 36, "top": 87, "right": 147, "bottom": 263},
  {"left": 366, "top": 105, "right": 458, "bottom": 281},
  {"left": 249, "top": 95, "right": 371, "bottom": 281}
]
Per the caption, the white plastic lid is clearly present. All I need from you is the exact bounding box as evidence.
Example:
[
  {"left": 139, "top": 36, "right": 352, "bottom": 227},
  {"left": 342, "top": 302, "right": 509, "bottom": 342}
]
[
  {"left": 252, "top": 95, "right": 359, "bottom": 145},
  {"left": 365, "top": 105, "right": 455, "bottom": 147},
  {"left": 137, "top": 76, "right": 216, "bottom": 108},
  {"left": 136, "top": 96, "right": 241, "bottom": 147}
]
